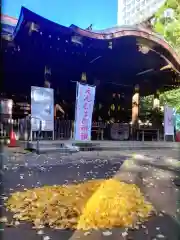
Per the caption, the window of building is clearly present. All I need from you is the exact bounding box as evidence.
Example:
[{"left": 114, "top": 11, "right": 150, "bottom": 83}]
[
  {"left": 131, "top": 8, "right": 135, "bottom": 14},
  {"left": 123, "top": 0, "right": 127, "bottom": 5},
  {"left": 123, "top": 14, "right": 126, "bottom": 20},
  {"left": 131, "top": 0, "right": 135, "bottom": 6},
  {"left": 126, "top": 3, "right": 131, "bottom": 9},
  {"left": 140, "top": 0, "right": 146, "bottom": 6},
  {"left": 125, "top": 0, "right": 131, "bottom": 5},
  {"left": 123, "top": 6, "right": 126, "bottom": 12},
  {"left": 126, "top": 11, "right": 130, "bottom": 17},
  {"left": 136, "top": 6, "right": 140, "bottom": 11}
]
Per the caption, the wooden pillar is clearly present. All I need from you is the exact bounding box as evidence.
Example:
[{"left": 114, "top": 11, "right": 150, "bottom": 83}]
[
  {"left": 131, "top": 85, "right": 140, "bottom": 140},
  {"left": 81, "top": 72, "right": 87, "bottom": 82},
  {"left": 132, "top": 84, "right": 140, "bottom": 125},
  {"left": 44, "top": 80, "right": 51, "bottom": 88}
]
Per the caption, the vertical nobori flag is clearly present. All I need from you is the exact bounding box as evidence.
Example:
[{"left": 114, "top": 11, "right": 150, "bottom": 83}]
[
  {"left": 74, "top": 83, "right": 96, "bottom": 141},
  {"left": 164, "top": 105, "right": 174, "bottom": 137}
]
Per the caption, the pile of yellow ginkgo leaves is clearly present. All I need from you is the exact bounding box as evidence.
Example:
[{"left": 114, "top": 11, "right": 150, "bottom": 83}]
[{"left": 5, "top": 179, "right": 155, "bottom": 230}]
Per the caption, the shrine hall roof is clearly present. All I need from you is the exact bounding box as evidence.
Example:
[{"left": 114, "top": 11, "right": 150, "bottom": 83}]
[{"left": 2, "top": 7, "right": 180, "bottom": 96}]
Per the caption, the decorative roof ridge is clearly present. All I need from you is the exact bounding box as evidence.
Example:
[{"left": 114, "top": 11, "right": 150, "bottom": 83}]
[
  {"left": 1, "top": 14, "right": 18, "bottom": 21},
  {"left": 6, "top": 7, "right": 180, "bottom": 72}
]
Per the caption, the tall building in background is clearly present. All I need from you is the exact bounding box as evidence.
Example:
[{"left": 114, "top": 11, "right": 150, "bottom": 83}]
[{"left": 117, "top": 0, "right": 166, "bottom": 25}]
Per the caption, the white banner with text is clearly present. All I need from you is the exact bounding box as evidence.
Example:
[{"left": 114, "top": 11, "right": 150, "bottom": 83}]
[{"left": 74, "top": 83, "right": 96, "bottom": 141}]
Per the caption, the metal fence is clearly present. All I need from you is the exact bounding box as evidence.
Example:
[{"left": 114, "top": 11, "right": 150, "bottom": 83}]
[
  {"left": 0, "top": 119, "right": 108, "bottom": 141},
  {"left": 0, "top": 118, "right": 164, "bottom": 142}
]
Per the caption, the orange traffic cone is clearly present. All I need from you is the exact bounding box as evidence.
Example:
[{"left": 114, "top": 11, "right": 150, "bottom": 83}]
[{"left": 8, "top": 130, "right": 17, "bottom": 147}]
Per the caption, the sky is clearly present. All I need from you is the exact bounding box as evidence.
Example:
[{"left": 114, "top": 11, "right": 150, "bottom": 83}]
[{"left": 2, "top": 0, "right": 118, "bottom": 30}]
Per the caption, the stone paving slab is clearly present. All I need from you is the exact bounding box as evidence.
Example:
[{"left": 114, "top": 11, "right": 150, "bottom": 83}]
[
  {"left": 2, "top": 160, "right": 180, "bottom": 240},
  {"left": 69, "top": 153, "right": 180, "bottom": 240},
  {"left": 20, "top": 140, "right": 180, "bottom": 149},
  {"left": 117, "top": 155, "right": 180, "bottom": 219},
  {"left": 3, "top": 148, "right": 180, "bottom": 169}
]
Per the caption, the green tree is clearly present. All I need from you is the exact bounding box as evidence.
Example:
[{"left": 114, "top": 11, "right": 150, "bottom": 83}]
[
  {"left": 141, "top": 88, "right": 180, "bottom": 113},
  {"left": 152, "top": 0, "right": 180, "bottom": 54},
  {"left": 160, "top": 88, "right": 180, "bottom": 112}
]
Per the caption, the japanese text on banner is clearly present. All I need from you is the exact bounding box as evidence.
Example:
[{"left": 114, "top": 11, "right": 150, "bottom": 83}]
[{"left": 74, "top": 83, "right": 96, "bottom": 141}]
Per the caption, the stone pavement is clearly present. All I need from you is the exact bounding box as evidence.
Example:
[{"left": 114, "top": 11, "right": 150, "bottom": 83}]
[
  {"left": 2, "top": 148, "right": 180, "bottom": 239},
  {"left": 22, "top": 140, "right": 180, "bottom": 148},
  {"left": 3, "top": 147, "right": 180, "bottom": 167},
  {"left": 69, "top": 152, "right": 180, "bottom": 240}
]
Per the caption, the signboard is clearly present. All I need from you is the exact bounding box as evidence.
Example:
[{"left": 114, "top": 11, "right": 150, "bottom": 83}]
[
  {"left": 74, "top": 83, "right": 96, "bottom": 141},
  {"left": 0, "top": 99, "right": 13, "bottom": 115},
  {"left": 31, "top": 86, "right": 54, "bottom": 131},
  {"left": 164, "top": 105, "right": 174, "bottom": 136}
]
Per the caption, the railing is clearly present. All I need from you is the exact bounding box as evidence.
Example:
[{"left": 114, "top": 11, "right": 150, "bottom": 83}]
[
  {"left": 0, "top": 119, "right": 109, "bottom": 141},
  {"left": 0, "top": 118, "right": 164, "bottom": 142}
]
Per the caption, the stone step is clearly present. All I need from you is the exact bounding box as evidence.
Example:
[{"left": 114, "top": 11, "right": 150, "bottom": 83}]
[
  {"left": 25, "top": 142, "right": 80, "bottom": 154},
  {"left": 23, "top": 140, "right": 180, "bottom": 153}
]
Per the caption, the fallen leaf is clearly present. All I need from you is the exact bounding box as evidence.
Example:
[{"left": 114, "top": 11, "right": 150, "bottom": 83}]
[{"left": 102, "top": 231, "right": 112, "bottom": 236}]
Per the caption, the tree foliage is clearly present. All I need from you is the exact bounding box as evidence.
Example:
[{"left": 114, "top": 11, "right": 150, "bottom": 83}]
[
  {"left": 160, "top": 88, "right": 180, "bottom": 112},
  {"left": 141, "top": 88, "right": 180, "bottom": 113},
  {"left": 140, "top": 1, "right": 180, "bottom": 118},
  {"left": 152, "top": 0, "right": 180, "bottom": 53}
]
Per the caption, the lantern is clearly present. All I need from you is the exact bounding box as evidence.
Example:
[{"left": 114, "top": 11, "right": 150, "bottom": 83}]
[{"left": 81, "top": 72, "right": 87, "bottom": 82}]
